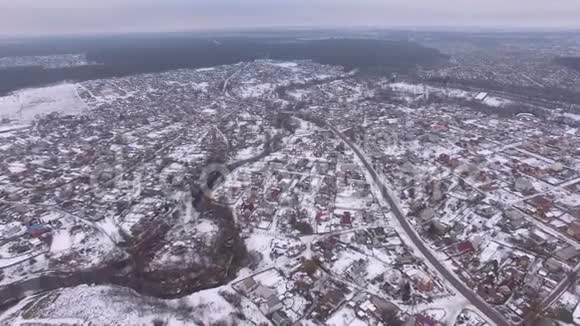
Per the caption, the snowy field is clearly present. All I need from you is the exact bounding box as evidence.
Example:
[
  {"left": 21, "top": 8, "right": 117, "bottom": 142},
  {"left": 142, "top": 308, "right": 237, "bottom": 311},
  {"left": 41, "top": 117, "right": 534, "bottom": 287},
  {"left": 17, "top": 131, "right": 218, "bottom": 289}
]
[
  {"left": 267, "top": 61, "right": 299, "bottom": 69},
  {"left": 390, "top": 82, "right": 512, "bottom": 107},
  {"left": 0, "top": 284, "right": 269, "bottom": 326},
  {"left": 0, "top": 83, "right": 88, "bottom": 124}
]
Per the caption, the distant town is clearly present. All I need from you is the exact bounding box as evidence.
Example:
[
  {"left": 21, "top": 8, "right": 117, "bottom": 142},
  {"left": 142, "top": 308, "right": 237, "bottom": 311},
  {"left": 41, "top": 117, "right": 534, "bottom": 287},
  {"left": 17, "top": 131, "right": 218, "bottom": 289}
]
[{"left": 0, "top": 31, "right": 580, "bottom": 326}]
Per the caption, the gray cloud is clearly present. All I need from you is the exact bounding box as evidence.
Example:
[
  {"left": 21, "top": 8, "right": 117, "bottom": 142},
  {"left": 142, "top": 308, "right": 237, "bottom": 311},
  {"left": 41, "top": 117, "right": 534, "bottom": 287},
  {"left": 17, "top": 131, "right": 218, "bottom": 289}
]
[{"left": 0, "top": 0, "right": 579, "bottom": 35}]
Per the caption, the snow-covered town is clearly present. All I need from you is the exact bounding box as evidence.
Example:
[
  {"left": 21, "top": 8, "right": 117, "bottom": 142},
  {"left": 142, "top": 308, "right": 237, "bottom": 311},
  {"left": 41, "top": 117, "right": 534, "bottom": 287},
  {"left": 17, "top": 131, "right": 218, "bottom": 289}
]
[{"left": 0, "top": 30, "right": 580, "bottom": 326}]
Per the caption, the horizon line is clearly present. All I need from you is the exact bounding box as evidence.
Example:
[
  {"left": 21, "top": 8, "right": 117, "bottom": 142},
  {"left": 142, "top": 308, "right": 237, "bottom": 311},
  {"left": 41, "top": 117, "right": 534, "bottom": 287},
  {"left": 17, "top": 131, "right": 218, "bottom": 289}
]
[{"left": 1, "top": 24, "right": 580, "bottom": 40}]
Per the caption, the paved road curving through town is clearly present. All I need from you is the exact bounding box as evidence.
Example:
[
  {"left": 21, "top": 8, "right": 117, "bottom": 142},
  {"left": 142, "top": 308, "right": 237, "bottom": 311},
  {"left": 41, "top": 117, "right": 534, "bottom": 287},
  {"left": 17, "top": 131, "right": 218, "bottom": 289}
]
[{"left": 329, "top": 124, "right": 511, "bottom": 326}]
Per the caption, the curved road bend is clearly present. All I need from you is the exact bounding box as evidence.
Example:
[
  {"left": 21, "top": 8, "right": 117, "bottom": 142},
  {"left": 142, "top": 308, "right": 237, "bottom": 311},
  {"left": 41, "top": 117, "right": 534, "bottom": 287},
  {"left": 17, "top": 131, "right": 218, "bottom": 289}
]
[{"left": 329, "top": 125, "right": 510, "bottom": 326}]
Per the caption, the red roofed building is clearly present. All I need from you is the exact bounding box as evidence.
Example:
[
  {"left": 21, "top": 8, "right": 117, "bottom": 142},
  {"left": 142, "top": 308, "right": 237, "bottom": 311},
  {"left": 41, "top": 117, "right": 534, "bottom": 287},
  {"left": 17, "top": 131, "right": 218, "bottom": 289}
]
[
  {"left": 341, "top": 212, "right": 352, "bottom": 225},
  {"left": 567, "top": 221, "right": 580, "bottom": 239},
  {"left": 457, "top": 241, "right": 475, "bottom": 254},
  {"left": 316, "top": 211, "right": 329, "bottom": 222},
  {"left": 415, "top": 314, "right": 438, "bottom": 326},
  {"left": 416, "top": 277, "right": 434, "bottom": 293},
  {"left": 242, "top": 202, "right": 255, "bottom": 212},
  {"left": 530, "top": 196, "right": 553, "bottom": 212},
  {"left": 270, "top": 189, "right": 281, "bottom": 202},
  {"left": 431, "top": 123, "right": 449, "bottom": 133},
  {"left": 449, "top": 158, "right": 460, "bottom": 169}
]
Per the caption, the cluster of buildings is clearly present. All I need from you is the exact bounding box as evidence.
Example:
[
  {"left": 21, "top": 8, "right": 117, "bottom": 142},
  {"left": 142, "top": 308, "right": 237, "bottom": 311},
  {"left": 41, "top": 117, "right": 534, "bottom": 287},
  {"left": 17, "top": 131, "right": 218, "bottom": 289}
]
[
  {"left": 2, "top": 49, "right": 580, "bottom": 325},
  {"left": 214, "top": 125, "right": 383, "bottom": 236},
  {"left": 420, "top": 40, "right": 580, "bottom": 93},
  {"left": 0, "top": 53, "right": 90, "bottom": 69},
  {"left": 233, "top": 265, "right": 446, "bottom": 326},
  {"left": 289, "top": 79, "right": 580, "bottom": 323}
]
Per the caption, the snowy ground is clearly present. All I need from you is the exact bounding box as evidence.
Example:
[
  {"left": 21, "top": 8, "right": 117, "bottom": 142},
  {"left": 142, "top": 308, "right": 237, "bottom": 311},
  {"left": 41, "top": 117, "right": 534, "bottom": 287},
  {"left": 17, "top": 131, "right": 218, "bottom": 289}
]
[
  {"left": 0, "top": 284, "right": 269, "bottom": 326},
  {"left": 389, "top": 82, "right": 512, "bottom": 108},
  {"left": 0, "top": 83, "right": 88, "bottom": 124}
]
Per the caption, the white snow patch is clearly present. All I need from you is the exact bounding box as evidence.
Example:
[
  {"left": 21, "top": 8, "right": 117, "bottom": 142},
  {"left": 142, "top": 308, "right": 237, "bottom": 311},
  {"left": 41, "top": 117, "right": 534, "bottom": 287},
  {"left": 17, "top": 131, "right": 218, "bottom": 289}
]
[
  {"left": 196, "top": 220, "right": 218, "bottom": 234},
  {"left": 268, "top": 62, "right": 299, "bottom": 69},
  {"left": 50, "top": 229, "right": 72, "bottom": 253},
  {"left": 483, "top": 96, "right": 512, "bottom": 107},
  {"left": 0, "top": 84, "right": 87, "bottom": 124}
]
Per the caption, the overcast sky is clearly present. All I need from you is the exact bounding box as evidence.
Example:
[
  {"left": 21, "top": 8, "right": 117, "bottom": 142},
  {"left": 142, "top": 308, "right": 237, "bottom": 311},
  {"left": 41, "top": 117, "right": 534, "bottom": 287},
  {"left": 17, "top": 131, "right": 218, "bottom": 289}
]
[{"left": 1, "top": 0, "right": 580, "bottom": 36}]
